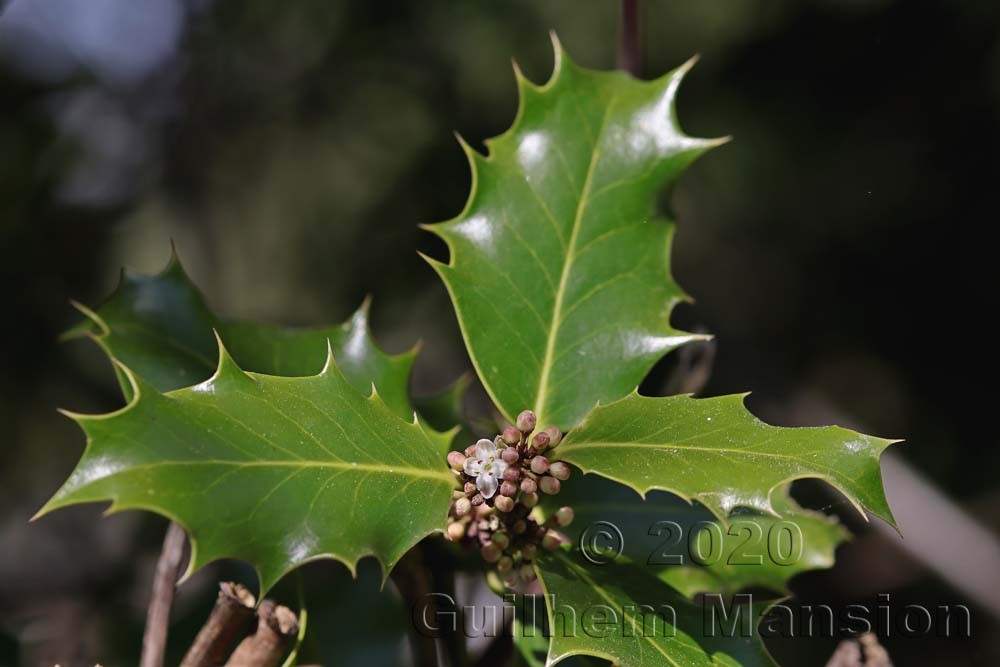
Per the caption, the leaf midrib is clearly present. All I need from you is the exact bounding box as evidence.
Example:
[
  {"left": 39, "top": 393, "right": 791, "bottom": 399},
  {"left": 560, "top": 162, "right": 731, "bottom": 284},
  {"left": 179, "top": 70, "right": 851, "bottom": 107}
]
[
  {"left": 556, "top": 553, "right": 684, "bottom": 667},
  {"left": 86, "top": 458, "right": 455, "bottom": 482},
  {"left": 534, "top": 96, "right": 617, "bottom": 425}
]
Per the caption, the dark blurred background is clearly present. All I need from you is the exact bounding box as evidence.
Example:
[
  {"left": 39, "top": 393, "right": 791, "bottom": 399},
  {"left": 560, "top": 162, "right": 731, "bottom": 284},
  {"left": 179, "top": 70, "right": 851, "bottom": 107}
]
[{"left": 2, "top": 0, "right": 998, "bottom": 665}]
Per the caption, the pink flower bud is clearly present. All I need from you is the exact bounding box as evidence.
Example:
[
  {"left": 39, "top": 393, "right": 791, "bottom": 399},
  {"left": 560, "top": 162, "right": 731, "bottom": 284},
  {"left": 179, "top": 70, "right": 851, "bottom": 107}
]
[
  {"left": 465, "top": 444, "right": 477, "bottom": 457},
  {"left": 502, "top": 426, "right": 521, "bottom": 445},
  {"left": 516, "top": 410, "right": 536, "bottom": 433},
  {"left": 471, "top": 493, "right": 485, "bottom": 506},
  {"left": 464, "top": 482, "right": 477, "bottom": 495},
  {"left": 554, "top": 506, "right": 574, "bottom": 527},
  {"left": 520, "top": 478, "right": 537, "bottom": 494},
  {"left": 446, "top": 521, "right": 466, "bottom": 541},
  {"left": 542, "top": 532, "right": 562, "bottom": 551},
  {"left": 500, "top": 481, "right": 518, "bottom": 498},
  {"left": 539, "top": 476, "right": 561, "bottom": 495},
  {"left": 543, "top": 426, "right": 563, "bottom": 447},
  {"left": 481, "top": 543, "right": 502, "bottom": 563},
  {"left": 521, "top": 492, "right": 539, "bottom": 508},
  {"left": 530, "top": 456, "right": 549, "bottom": 475},
  {"left": 531, "top": 432, "right": 550, "bottom": 451},
  {"left": 447, "top": 451, "right": 467, "bottom": 471},
  {"left": 494, "top": 495, "right": 515, "bottom": 512},
  {"left": 454, "top": 497, "right": 472, "bottom": 517},
  {"left": 501, "top": 446, "right": 519, "bottom": 464},
  {"left": 548, "top": 461, "right": 571, "bottom": 481}
]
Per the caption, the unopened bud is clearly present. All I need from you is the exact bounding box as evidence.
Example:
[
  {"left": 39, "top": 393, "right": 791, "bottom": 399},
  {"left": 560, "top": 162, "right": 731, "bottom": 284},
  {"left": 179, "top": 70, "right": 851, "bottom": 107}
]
[
  {"left": 543, "top": 426, "right": 563, "bottom": 447},
  {"left": 464, "top": 482, "right": 477, "bottom": 495},
  {"left": 447, "top": 451, "right": 467, "bottom": 471},
  {"left": 512, "top": 519, "right": 528, "bottom": 535},
  {"left": 542, "top": 532, "right": 562, "bottom": 551},
  {"left": 548, "top": 461, "right": 571, "bottom": 481},
  {"left": 492, "top": 531, "right": 510, "bottom": 550},
  {"left": 531, "top": 432, "right": 550, "bottom": 451},
  {"left": 497, "top": 555, "right": 514, "bottom": 573},
  {"left": 500, "top": 481, "right": 518, "bottom": 498},
  {"left": 520, "top": 478, "right": 537, "bottom": 494},
  {"left": 454, "top": 497, "right": 472, "bottom": 517},
  {"left": 530, "top": 456, "right": 549, "bottom": 475},
  {"left": 502, "top": 572, "right": 519, "bottom": 588},
  {"left": 516, "top": 410, "right": 536, "bottom": 433},
  {"left": 519, "top": 563, "right": 537, "bottom": 582},
  {"left": 522, "top": 543, "right": 537, "bottom": 560},
  {"left": 481, "top": 543, "right": 502, "bottom": 563},
  {"left": 446, "top": 521, "right": 466, "bottom": 541},
  {"left": 521, "top": 492, "right": 539, "bottom": 508},
  {"left": 554, "top": 506, "right": 574, "bottom": 527},
  {"left": 494, "top": 495, "right": 515, "bottom": 512},
  {"left": 501, "top": 447, "right": 519, "bottom": 465},
  {"left": 539, "top": 476, "right": 561, "bottom": 495},
  {"left": 502, "top": 467, "right": 521, "bottom": 482},
  {"left": 471, "top": 493, "right": 485, "bottom": 506},
  {"left": 465, "top": 444, "right": 478, "bottom": 457},
  {"left": 502, "top": 426, "right": 521, "bottom": 445}
]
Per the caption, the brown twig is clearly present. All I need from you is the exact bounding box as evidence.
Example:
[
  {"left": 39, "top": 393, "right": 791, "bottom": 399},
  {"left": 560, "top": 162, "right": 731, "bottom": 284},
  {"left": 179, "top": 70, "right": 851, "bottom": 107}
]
[
  {"left": 824, "top": 632, "right": 893, "bottom": 667},
  {"left": 619, "top": 0, "right": 642, "bottom": 77},
  {"left": 180, "top": 582, "right": 256, "bottom": 667},
  {"left": 224, "top": 599, "right": 299, "bottom": 667},
  {"left": 140, "top": 521, "right": 188, "bottom": 667}
]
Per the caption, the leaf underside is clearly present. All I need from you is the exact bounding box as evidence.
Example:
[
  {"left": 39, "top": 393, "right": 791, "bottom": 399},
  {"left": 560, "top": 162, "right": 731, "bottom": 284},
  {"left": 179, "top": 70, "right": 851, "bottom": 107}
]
[
  {"left": 38, "top": 343, "right": 455, "bottom": 592},
  {"left": 542, "top": 473, "right": 847, "bottom": 599},
  {"left": 536, "top": 550, "right": 776, "bottom": 667},
  {"left": 66, "top": 252, "right": 416, "bottom": 419},
  {"left": 558, "top": 392, "right": 896, "bottom": 525},
  {"left": 423, "top": 35, "right": 723, "bottom": 430}
]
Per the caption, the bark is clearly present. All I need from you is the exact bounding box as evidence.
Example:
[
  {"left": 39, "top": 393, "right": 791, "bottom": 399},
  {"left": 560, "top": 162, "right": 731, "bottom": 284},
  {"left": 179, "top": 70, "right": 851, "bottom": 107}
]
[
  {"left": 180, "top": 582, "right": 256, "bottom": 667},
  {"left": 140, "top": 521, "right": 187, "bottom": 667}
]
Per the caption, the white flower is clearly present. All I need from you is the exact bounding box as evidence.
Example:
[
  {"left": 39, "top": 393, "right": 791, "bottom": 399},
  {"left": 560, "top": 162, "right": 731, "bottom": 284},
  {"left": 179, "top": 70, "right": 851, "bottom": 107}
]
[{"left": 463, "top": 438, "right": 508, "bottom": 499}]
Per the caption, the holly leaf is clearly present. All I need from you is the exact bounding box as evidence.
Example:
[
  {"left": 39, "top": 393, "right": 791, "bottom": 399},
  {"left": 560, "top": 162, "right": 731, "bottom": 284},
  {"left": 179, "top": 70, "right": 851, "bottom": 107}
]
[
  {"left": 36, "top": 341, "right": 455, "bottom": 592},
  {"left": 543, "top": 474, "right": 846, "bottom": 599},
  {"left": 556, "top": 392, "right": 897, "bottom": 524},
  {"left": 65, "top": 252, "right": 416, "bottom": 419},
  {"left": 413, "top": 373, "right": 475, "bottom": 452},
  {"left": 422, "top": 35, "right": 723, "bottom": 429},
  {"left": 535, "top": 550, "right": 776, "bottom": 666}
]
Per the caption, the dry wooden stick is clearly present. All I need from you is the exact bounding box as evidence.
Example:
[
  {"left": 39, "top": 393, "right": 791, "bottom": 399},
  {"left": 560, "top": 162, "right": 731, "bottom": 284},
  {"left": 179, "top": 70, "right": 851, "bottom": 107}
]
[
  {"left": 140, "top": 521, "right": 188, "bottom": 667},
  {"left": 224, "top": 599, "right": 299, "bottom": 667},
  {"left": 824, "top": 632, "right": 893, "bottom": 667},
  {"left": 180, "top": 582, "right": 257, "bottom": 667}
]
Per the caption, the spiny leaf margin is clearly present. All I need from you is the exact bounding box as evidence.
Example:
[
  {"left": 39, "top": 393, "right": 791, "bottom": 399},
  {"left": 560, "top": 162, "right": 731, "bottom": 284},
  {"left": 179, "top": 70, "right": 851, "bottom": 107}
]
[
  {"left": 557, "top": 390, "right": 899, "bottom": 527},
  {"left": 64, "top": 248, "right": 418, "bottom": 419},
  {"left": 36, "top": 337, "right": 456, "bottom": 593},
  {"left": 422, "top": 33, "right": 724, "bottom": 429}
]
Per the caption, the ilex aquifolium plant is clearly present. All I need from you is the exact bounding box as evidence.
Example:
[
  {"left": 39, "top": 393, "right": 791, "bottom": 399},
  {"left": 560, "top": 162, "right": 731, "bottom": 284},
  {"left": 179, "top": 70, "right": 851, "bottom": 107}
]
[{"left": 40, "top": 35, "right": 898, "bottom": 667}]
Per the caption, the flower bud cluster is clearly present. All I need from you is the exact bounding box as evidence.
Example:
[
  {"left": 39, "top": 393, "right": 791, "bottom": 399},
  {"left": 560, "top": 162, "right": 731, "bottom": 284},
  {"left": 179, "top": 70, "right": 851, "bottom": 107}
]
[{"left": 444, "top": 410, "right": 575, "bottom": 586}]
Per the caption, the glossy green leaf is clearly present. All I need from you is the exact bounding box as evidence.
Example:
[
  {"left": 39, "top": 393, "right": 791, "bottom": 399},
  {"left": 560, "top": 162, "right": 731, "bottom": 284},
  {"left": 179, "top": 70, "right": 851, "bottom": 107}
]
[
  {"left": 66, "top": 252, "right": 416, "bottom": 419},
  {"left": 37, "top": 342, "right": 455, "bottom": 592},
  {"left": 535, "top": 550, "right": 776, "bottom": 666},
  {"left": 557, "top": 392, "right": 897, "bottom": 524},
  {"left": 542, "top": 474, "right": 847, "bottom": 599},
  {"left": 423, "top": 36, "right": 722, "bottom": 429}
]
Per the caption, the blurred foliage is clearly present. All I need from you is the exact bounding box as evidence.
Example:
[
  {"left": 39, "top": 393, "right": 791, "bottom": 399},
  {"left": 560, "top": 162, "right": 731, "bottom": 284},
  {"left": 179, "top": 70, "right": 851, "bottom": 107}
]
[{"left": 1, "top": 0, "right": 998, "bottom": 665}]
